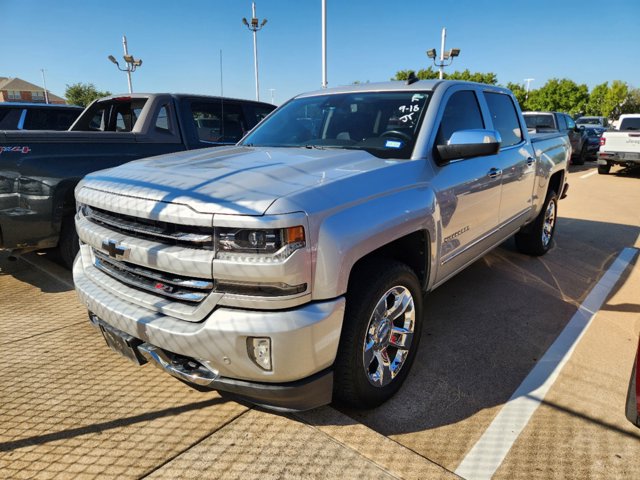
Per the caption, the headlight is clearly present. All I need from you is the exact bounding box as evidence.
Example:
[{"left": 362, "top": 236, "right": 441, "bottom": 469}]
[
  {"left": 215, "top": 226, "right": 305, "bottom": 262},
  {"left": 17, "top": 177, "right": 52, "bottom": 196},
  {"left": 0, "top": 175, "right": 16, "bottom": 194}
]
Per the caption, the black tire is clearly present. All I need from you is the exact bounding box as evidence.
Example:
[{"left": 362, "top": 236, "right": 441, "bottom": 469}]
[
  {"left": 598, "top": 164, "right": 611, "bottom": 175},
  {"left": 333, "top": 258, "right": 423, "bottom": 408},
  {"left": 515, "top": 189, "right": 558, "bottom": 256},
  {"left": 573, "top": 145, "right": 586, "bottom": 165},
  {"left": 58, "top": 215, "right": 79, "bottom": 269}
]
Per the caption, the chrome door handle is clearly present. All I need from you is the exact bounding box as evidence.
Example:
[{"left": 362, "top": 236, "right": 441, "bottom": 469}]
[
  {"left": 487, "top": 168, "right": 503, "bottom": 179},
  {"left": 526, "top": 157, "right": 535, "bottom": 166}
]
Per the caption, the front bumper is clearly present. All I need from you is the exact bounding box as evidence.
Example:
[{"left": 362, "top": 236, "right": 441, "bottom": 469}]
[{"left": 73, "top": 255, "right": 345, "bottom": 410}]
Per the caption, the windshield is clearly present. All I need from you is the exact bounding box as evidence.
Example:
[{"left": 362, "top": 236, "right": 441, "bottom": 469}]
[
  {"left": 523, "top": 114, "right": 555, "bottom": 130},
  {"left": 241, "top": 91, "right": 431, "bottom": 159}
]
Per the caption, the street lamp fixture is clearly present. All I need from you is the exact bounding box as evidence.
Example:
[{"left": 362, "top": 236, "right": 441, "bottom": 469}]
[
  {"left": 107, "top": 35, "right": 142, "bottom": 94},
  {"left": 242, "top": 2, "right": 268, "bottom": 101},
  {"left": 426, "top": 28, "right": 461, "bottom": 79}
]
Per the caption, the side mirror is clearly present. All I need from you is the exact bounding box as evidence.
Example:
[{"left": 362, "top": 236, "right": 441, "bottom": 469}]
[{"left": 436, "top": 129, "right": 501, "bottom": 163}]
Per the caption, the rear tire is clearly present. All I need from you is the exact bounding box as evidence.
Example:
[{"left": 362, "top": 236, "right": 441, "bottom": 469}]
[
  {"left": 58, "top": 215, "right": 79, "bottom": 269},
  {"left": 515, "top": 189, "right": 558, "bottom": 256},
  {"left": 333, "top": 259, "right": 423, "bottom": 408},
  {"left": 572, "top": 145, "right": 586, "bottom": 165},
  {"left": 598, "top": 164, "right": 611, "bottom": 175}
]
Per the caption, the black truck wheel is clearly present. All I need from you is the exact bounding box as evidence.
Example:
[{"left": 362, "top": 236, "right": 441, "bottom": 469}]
[
  {"left": 573, "top": 145, "right": 587, "bottom": 165},
  {"left": 333, "top": 259, "right": 423, "bottom": 408},
  {"left": 515, "top": 189, "right": 558, "bottom": 256},
  {"left": 598, "top": 164, "right": 611, "bottom": 174},
  {"left": 58, "top": 216, "right": 80, "bottom": 269}
]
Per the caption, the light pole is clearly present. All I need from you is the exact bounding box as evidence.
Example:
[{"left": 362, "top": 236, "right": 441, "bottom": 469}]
[
  {"left": 242, "top": 2, "right": 268, "bottom": 101},
  {"left": 107, "top": 35, "right": 143, "bottom": 94},
  {"left": 426, "top": 27, "right": 461, "bottom": 79},
  {"left": 524, "top": 78, "right": 535, "bottom": 101},
  {"left": 268, "top": 88, "right": 276, "bottom": 104},
  {"left": 321, "top": 0, "right": 327, "bottom": 88},
  {"left": 40, "top": 69, "right": 49, "bottom": 104}
]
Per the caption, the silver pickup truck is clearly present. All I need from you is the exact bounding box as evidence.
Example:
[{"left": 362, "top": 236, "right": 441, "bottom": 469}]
[{"left": 73, "top": 80, "right": 570, "bottom": 411}]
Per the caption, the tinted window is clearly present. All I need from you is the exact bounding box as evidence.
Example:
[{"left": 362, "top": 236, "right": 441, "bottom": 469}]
[
  {"left": 557, "top": 114, "right": 567, "bottom": 131},
  {"left": 484, "top": 92, "right": 522, "bottom": 147},
  {"left": 23, "top": 109, "right": 80, "bottom": 130},
  {"left": 620, "top": 117, "right": 640, "bottom": 131},
  {"left": 565, "top": 115, "right": 576, "bottom": 130},
  {"left": 248, "top": 104, "right": 275, "bottom": 127},
  {"left": 155, "top": 105, "right": 171, "bottom": 132},
  {"left": 523, "top": 114, "right": 555, "bottom": 130},
  {"left": 436, "top": 90, "right": 484, "bottom": 146},
  {"left": 192, "top": 102, "right": 246, "bottom": 143}
]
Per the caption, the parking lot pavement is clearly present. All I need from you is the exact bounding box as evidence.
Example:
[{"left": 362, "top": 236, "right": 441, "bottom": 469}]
[{"left": 1, "top": 163, "right": 638, "bottom": 479}]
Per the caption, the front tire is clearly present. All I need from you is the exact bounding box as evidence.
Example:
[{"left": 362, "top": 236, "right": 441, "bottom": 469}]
[
  {"left": 573, "top": 145, "right": 586, "bottom": 165},
  {"left": 333, "top": 259, "right": 423, "bottom": 408},
  {"left": 598, "top": 164, "right": 611, "bottom": 174},
  {"left": 58, "top": 215, "right": 79, "bottom": 269},
  {"left": 515, "top": 189, "right": 558, "bottom": 256}
]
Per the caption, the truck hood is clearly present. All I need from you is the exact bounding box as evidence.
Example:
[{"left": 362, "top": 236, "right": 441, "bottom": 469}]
[{"left": 80, "top": 146, "right": 393, "bottom": 215}]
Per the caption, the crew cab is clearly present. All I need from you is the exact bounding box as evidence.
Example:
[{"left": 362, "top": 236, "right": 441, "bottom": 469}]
[
  {"left": 73, "top": 81, "right": 569, "bottom": 411},
  {"left": 597, "top": 114, "right": 640, "bottom": 174},
  {"left": 523, "top": 111, "right": 588, "bottom": 164},
  {"left": 0, "top": 102, "right": 82, "bottom": 130},
  {"left": 0, "top": 94, "right": 275, "bottom": 267}
]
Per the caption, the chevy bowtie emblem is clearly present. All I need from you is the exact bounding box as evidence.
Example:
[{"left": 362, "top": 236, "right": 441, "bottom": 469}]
[{"left": 102, "top": 239, "right": 129, "bottom": 259}]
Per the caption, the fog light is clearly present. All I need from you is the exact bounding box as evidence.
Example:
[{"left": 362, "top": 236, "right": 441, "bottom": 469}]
[{"left": 247, "top": 337, "right": 272, "bottom": 371}]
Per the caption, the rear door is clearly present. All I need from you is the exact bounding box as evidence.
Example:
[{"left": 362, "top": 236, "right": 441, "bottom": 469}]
[{"left": 482, "top": 91, "right": 536, "bottom": 226}]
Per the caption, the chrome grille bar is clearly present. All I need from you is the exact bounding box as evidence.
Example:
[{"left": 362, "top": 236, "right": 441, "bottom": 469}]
[
  {"left": 83, "top": 205, "right": 213, "bottom": 248},
  {"left": 93, "top": 250, "right": 213, "bottom": 303}
]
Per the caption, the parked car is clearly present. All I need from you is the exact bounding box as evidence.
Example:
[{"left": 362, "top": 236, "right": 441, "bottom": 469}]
[
  {"left": 523, "top": 111, "right": 588, "bottom": 164},
  {"left": 72, "top": 80, "right": 570, "bottom": 411},
  {"left": 0, "top": 94, "right": 275, "bottom": 267},
  {"left": 575, "top": 115, "right": 609, "bottom": 129},
  {"left": 0, "top": 102, "right": 82, "bottom": 130},
  {"left": 626, "top": 337, "right": 639, "bottom": 428},
  {"left": 584, "top": 127, "right": 606, "bottom": 160},
  {"left": 597, "top": 113, "right": 640, "bottom": 174}
]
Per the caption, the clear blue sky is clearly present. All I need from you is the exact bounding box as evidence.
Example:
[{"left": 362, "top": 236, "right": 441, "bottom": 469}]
[{"left": 3, "top": 0, "right": 639, "bottom": 105}]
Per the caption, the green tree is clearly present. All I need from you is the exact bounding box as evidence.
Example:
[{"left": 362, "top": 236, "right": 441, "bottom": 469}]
[
  {"left": 585, "top": 82, "right": 608, "bottom": 116},
  {"left": 621, "top": 88, "right": 640, "bottom": 115},
  {"left": 506, "top": 82, "right": 527, "bottom": 109},
  {"left": 65, "top": 82, "right": 111, "bottom": 107},
  {"left": 525, "top": 78, "right": 588, "bottom": 115},
  {"left": 392, "top": 68, "right": 498, "bottom": 84},
  {"left": 602, "top": 80, "right": 629, "bottom": 119}
]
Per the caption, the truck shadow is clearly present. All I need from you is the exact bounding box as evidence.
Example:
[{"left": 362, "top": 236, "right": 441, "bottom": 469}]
[
  {"left": 330, "top": 217, "right": 639, "bottom": 437},
  {"left": 0, "top": 250, "right": 72, "bottom": 293}
]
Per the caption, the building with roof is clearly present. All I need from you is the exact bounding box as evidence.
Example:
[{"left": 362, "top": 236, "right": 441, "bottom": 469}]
[{"left": 0, "top": 77, "right": 66, "bottom": 104}]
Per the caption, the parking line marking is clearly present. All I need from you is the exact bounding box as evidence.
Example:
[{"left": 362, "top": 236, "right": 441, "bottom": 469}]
[
  {"left": 580, "top": 170, "right": 598, "bottom": 179},
  {"left": 455, "top": 247, "right": 638, "bottom": 480}
]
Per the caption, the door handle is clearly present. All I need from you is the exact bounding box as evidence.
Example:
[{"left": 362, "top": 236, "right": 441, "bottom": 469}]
[
  {"left": 526, "top": 157, "right": 535, "bottom": 167},
  {"left": 487, "top": 168, "right": 502, "bottom": 179}
]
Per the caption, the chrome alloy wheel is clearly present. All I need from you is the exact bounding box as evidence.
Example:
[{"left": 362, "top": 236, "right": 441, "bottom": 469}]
[
  {"left": 542, "top": 198, "right": 557, "bottom": 247},
  {"left": 362, "top": 286, "right": 416, "bottom": 387}
]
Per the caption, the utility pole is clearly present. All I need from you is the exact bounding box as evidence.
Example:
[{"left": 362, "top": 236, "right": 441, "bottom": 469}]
[
  {"left": 321, "top": 0, "right": 327, "bottom": 88},
  {"left": 40, "top": 69, "right": 49, "bottom": 104},
  {"left": 242, "top": 2, "right": 268, "bottom": 101},
  {"left": 122, "top": 36, "right": 133, "bottom": 94}
]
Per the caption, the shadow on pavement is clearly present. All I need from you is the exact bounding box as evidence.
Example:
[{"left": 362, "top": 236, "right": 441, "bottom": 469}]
[{"left": 0, "top": 250, "right": 72, "bottom": 293}]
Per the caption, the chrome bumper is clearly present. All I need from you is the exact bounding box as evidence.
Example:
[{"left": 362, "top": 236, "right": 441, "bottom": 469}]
[{"left": 74, "top": 255, "right": 345, "bottom": 387}]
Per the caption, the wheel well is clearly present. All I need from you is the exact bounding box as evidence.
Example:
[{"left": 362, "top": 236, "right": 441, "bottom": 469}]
[
  {"left": 549, "top": 170, "right": 563, "bottom": 196},
  {"left": 349, "top": 230, "right": 429, "bottom": 291}
]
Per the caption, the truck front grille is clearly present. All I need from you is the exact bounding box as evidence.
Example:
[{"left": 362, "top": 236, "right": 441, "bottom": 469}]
[
  {"left": 83, "top": 205, "right": 213, "bottom": 249},
  {"left": 93, "top": 250, "right": 214, "bottom": 303}
]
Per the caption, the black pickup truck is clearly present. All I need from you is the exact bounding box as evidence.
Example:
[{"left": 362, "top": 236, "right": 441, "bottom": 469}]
[{"left": 0, "top": 93, "right": 275, "bottom": 267}]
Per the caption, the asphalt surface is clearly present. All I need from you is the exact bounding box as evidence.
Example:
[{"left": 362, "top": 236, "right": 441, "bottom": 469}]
[{"left": 1, "top": 162, "right": 639, "bottom": 479}]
